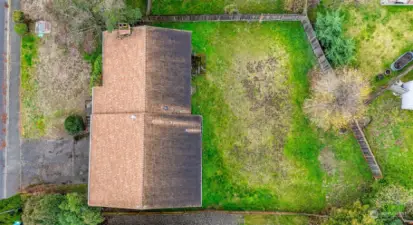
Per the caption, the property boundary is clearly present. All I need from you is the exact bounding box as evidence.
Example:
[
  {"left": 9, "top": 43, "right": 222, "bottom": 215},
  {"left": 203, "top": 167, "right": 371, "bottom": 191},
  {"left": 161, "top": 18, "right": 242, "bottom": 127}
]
[
  {"left": 102, "top": 209, "right": 328, "bottom": 218},
  {"left": 144, "top": 14, "right": 304, "bottom": 22},
  {"left": 143, "top": 14, "right": 333, "bottom": 76},
  {"left": 350, "top": 120, "right": 383, "bottom": 179}
]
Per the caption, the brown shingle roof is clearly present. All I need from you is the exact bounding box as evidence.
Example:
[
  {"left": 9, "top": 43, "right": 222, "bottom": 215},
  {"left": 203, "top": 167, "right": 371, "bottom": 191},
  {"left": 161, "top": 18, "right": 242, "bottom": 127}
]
[
  {"left": 93, "top": 26, "right": 192, "bottom": 114},
  {"left": 88, "top": 26, "right": 202, "bottom": 210}
]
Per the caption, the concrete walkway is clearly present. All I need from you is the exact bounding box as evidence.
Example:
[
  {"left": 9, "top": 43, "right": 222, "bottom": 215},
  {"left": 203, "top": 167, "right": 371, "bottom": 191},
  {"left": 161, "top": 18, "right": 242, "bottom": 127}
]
[{"left": 3, "top": 0, "right": 21, "bottom": 198}]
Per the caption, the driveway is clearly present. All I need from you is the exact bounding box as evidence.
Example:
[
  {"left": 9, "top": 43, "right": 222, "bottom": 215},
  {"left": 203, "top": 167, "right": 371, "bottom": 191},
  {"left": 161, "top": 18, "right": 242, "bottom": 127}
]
[
  {"left": 21, "top": 137, "right": 89, "bottom": 187},
  {"left": 105, "top": 212, "right": 244, "bottom": 225}
]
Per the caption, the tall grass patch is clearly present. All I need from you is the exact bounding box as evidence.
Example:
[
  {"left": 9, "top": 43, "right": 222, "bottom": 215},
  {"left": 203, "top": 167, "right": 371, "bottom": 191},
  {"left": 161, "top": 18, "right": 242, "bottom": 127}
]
[{"left": 21, "top": 34, "right": 45, "bottom": 138}]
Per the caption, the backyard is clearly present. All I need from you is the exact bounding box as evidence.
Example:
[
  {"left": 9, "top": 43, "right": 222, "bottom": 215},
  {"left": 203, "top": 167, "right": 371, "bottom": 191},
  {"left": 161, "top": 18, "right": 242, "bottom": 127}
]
[{"left": 156, "top": 21, "right": 371, "bottom": 212}]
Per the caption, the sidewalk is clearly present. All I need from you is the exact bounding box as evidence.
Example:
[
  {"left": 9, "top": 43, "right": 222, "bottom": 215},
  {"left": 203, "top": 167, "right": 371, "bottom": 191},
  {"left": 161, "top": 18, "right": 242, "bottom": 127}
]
[{"left": 3, "top": 0, "right": 21, "bottom": 198}]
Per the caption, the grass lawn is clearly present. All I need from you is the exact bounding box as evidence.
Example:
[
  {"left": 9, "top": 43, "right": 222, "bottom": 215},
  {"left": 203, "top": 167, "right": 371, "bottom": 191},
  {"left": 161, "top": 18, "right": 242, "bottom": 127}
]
[
  {"left": 151, "top": 0, "right": 296, "bottom": 15},
  {"left": 125, "top": 0, "right": 146, "bottom": 14},
  {"left": 341, "top": 2, "right": 413, "bottom": 88},
  {"left": 156, "top": 21, "right": 371, "bottom": 212},
  {"left": 244, "top": 215, "right": 324, "bottom": 224},
  {"left": 20, "top": 34, "right": 45, "bottom": 138},
  {"left": 365, "top": 71, "right": 413, "bottom": 189}
]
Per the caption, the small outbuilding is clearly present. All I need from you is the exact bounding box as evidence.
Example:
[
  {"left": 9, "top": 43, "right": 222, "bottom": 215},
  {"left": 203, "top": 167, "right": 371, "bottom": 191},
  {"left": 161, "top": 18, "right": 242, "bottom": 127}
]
[
  {"left": 35, "top": 21, "right": 51, "bottom": 37},
  {"left": 88, "top": 26, "right": 202, "bottom": 210}
]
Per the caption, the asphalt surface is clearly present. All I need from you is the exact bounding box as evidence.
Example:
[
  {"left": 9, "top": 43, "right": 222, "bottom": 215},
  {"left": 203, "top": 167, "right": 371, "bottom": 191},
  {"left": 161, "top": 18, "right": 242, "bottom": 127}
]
[
  {"left": 21, "top": 138, "right": 89, "bottom": 187},
  {"left": 3, "top": 0, "right": 21, "bottom": 199},
  {"left": 0, "top": 0, "right": 6, "bottom": 199},
  {"left": 105, "top": 212, "right": 244, "bottom": 225}
]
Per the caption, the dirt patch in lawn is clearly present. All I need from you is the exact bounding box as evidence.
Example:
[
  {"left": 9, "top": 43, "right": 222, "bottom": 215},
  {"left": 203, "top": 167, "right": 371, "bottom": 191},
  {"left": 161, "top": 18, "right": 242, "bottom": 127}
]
[
  {"left": 223, "top": 48, "right": 293, "bottom": 186},
  {"left": 318, "top": 147, "right": 338, "bottom": 176},
  {"left": 22, "top": 0, "right": 91, "bottom": 138}
]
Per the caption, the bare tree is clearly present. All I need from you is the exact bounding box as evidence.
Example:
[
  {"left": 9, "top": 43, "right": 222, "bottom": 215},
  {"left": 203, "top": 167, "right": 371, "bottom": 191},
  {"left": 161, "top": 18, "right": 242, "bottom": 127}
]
[{"left": 304, "top": 68, "right": 370, "bottom": 131}]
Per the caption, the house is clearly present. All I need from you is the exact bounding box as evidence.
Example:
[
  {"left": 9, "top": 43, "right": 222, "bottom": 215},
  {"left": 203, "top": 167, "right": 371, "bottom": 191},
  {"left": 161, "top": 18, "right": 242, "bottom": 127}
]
[
  {"left": 381, "top": 0, "right": 413, "bottom": 5},
  {"left": 88, "top": 26, "right": 202, "bottom": 210},
  {"left": 389, "top": 80, "right": 413, "bottom": 110}
]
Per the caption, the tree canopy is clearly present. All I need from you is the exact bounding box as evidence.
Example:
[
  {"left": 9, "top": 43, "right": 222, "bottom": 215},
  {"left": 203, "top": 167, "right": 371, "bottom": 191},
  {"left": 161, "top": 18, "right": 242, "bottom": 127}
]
[
  {"left": 315, "top": 10, "right": 355, "bottom": 67},
  {"left": 22, "top": 193, "right": 104, "bottom": 225}
]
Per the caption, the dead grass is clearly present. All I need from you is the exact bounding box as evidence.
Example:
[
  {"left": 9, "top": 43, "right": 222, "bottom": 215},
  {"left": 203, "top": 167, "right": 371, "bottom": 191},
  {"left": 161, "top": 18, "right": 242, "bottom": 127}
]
[
  {"left": 21, "top": 0, "right": 91, "bottom": 138},
  {"left": 284, "top": 0, "right": 305, "bottom": 13},
  {"left": 318, "top": 147, "right": 337, "bottom": 176},
  {"left": 211, "top": 41, "right": 295, "bottom": 187}
]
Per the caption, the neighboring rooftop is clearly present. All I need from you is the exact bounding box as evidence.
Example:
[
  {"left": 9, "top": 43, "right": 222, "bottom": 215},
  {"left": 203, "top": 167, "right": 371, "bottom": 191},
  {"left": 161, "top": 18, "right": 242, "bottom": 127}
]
[
  {"left": 381, "top": 0, "right": 413, "bottom": 5},
  {"left": 88, "top": 26, "right": 202, "bottom": 210}
]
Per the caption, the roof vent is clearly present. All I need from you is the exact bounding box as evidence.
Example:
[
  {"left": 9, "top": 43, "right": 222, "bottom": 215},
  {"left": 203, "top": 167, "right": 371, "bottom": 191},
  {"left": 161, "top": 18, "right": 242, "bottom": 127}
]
[
  {"left": 163, "top": 106, "right": 169, "bottom": 111},
  {"left": 130, "top": 115, "right": 137, "bottom": 120}
]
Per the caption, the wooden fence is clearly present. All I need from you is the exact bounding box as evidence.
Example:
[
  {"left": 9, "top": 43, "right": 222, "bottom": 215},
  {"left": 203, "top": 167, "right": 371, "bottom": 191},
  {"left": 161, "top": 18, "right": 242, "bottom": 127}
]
[
  {"left": 143, "top": 14, "right": 304, "bottom": 22},
  {"left": 300, "top": 17, "right": 333, "bottom": 75},
  {"left": 351, "top": 120, "right": 383, "bottom": 179}
]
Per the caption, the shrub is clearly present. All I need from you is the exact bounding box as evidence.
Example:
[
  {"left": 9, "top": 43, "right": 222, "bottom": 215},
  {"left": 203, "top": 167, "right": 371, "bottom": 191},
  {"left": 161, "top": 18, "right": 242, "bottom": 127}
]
[
  {"left": 22, "top": 193, "right": 103, "bottom": 225},
  {"left": 375, "top": 185, "right": 413, "bottom": 217},
  {"left": 12, "top": 10, "right": 25, "bottom": 23},
  {"left": 22, "top": 194, "right": 64, "bottom": 225},
  {"left": 104, "top": 7, "right": 142, "bottom": 32},
  {"left": 304, "top": 68, "right": 369, "bottom": 130},
  {"left": 64, "top": 115, "right": 84, "bottom": 135},
  {"left": 316, "top": 10, "right": 355, "bottom": 66},
  {"left": 0, "top": 195, "right": 22, "bottom": 224},
  {"left": 14, "top": 23, "right": 28, "bottom": 36},
  {"left": 405, "top": 201, "right": 413, "bottom": 219},
  {"left": 323, "top": 201, "right": 378, "bottom": 225},
  {"left": 50, "top": 0, "right": 142, "bottom": 45},
  {"left": 224, "top": 4, "right": 239, "bottom": 15},
  {"left": 58, "top": 193, "right": 104, "bottom": 225},
  {"left": 89, "top": 54, "right": 102, "bottom": 92}
]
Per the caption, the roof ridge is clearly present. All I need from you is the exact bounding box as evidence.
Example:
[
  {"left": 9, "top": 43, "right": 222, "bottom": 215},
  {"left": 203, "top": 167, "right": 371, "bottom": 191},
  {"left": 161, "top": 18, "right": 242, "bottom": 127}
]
[{"left": 141, "top": 26, "right": 148, "bottom": 208}]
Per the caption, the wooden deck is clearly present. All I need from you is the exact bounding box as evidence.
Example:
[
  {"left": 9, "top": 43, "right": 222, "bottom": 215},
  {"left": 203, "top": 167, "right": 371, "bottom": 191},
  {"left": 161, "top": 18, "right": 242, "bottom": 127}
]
[{"left": 351, "top": 120, "right": 383, "bottom": 179}]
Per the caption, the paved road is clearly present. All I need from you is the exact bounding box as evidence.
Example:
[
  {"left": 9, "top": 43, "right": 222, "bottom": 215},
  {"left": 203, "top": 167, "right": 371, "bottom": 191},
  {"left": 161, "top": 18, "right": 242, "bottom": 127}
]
[
  {"left": 0, "top": 0, "right": 6, "bottom": 199},
  {"left": 3, "top": 0, "right": 21, "bottom": 199}
]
